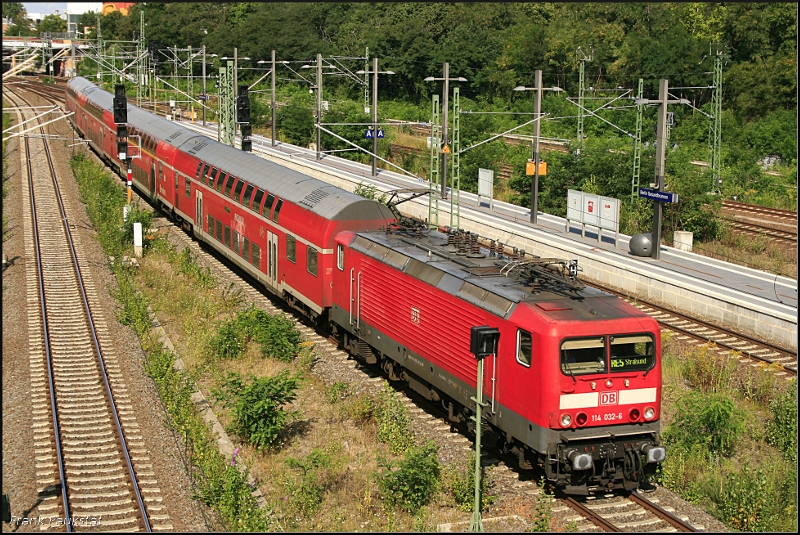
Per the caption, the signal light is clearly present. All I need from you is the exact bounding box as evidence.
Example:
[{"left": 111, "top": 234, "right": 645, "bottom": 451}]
[
  {"left": 113, "top": 84, "right": 127, "bottom": 124},
  {"left": 241, "top": 139, "right": 252, "bottom": 152},
  {"left": 236, "top": 95, "right": 250, "bottom": 123},
  {"left": 117, "top": 140, "right": 127, "bottom": 160},
  {"left": 469, "top": 326, "right": 500, "bottom": 360},
  {"left": 240, "top": 123, "right": 252, "bottom": 139}
]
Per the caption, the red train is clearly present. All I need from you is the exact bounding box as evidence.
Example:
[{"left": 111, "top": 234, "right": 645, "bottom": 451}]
[{"left": 67, "top": 77, "right": 665, "bottom": 494}]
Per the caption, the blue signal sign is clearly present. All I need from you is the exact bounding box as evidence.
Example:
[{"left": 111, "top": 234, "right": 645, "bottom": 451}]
[
  {"left": 638, "top": 188, "right": 679, "bottom": 203},
  {"left": 377, "top": 129, "right": 384, "bottom": 138}
]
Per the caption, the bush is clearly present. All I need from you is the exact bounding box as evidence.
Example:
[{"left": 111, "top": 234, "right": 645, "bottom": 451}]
[
  {"left": 766, "top": 382, "right": 797, "bottom": 463},
  {"left": 681, "top": 343, "right": 737, "bottom": 392},
  {"left": 255, "top": 314, "right": 302, "bottom": 361},
  {"left": 376, "top": 384, "right": 414, "bottom": 455},
  {"left": 662, "top": 390, "right": 744, "bottom": 456},
  {"left": 284, "top": 448, "right": 338, "bottom": 517},
  {"left": 719, "top": 465, "right": 773, "bottom": 532},
  {"left": 442, "top": 451, "right": 495, "bottom": 512},
  {"left": 211, "top": 370, "right": 302, "bottom": 451},
  {"left": 377, "top": 441, "right": 441, "bottom": 514}
]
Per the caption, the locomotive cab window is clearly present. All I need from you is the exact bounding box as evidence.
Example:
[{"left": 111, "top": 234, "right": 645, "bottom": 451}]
[
  {"left": 561, "top": 338, "right": 606, "bottom": 376},
  {"left": 610, "top": 335, "right": 655, "bottom": 373},
  {"left": 517, "top": 329, "right": 532, "bottom": 367},
  {"left": 337, "top": 244, "right": 344, "bottom": 270},
  {"left": 286, "top": 235, "right": 296, "bottom": 263},
  {"left": 307, "top": 246, "right": 318, "bottom": 277}
]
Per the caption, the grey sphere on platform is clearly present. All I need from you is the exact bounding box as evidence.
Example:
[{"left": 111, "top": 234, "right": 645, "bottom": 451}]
[{"left": 630, "top": 233, "right": 652, "bottom": 256}]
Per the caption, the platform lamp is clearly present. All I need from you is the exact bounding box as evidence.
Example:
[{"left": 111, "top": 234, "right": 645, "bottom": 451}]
[{"left": 513, "top": 71, "right": 563, "bottom": 224}]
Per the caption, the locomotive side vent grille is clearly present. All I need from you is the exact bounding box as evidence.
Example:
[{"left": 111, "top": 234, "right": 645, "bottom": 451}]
[
  {"left": 299, "top": 189, "right": 331, "bottom": 209},
  {"left": 188, "top": 141, "right": 209, "bottom": 155},
  {"left": 405, "top": 259, "right": 445, "bottom": 287}
]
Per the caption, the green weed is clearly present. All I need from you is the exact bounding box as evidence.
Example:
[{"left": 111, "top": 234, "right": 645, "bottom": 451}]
[
  {"left": 211, "top": 370, "right": 302, "bottom": 452},
  {"left": 377, "top": 440, "right": 441, "bottom": 514}
]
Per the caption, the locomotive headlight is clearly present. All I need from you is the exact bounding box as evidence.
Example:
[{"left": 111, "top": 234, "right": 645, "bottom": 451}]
[
  {"left": 644, "top": 407, "right": 655, "bottom": 420},
  {"left": 567, "top": 449, "right": 593, "bottom": 471},
  {"left": 605, "top": 379, "right": 613, "bottom": 388},
  {"left": 560, "top": 414, "right": 572, "bottom": 428},
  {"left": 642, "top": 444, "right": 666, "bottom": 464}
]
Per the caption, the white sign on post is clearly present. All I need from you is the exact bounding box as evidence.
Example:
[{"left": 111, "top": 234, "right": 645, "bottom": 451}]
[{"left": 478, "top": 168, "right": 494, "bottom": 209}]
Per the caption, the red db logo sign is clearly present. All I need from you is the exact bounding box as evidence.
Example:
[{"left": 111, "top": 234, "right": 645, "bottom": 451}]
[{"left": 600, "top": 391, "right": 618, "bottom": 405}]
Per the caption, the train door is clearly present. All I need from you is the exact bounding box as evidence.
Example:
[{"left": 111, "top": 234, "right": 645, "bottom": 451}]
[
  {"left": 149, "top": 163, "right": 156, "bottom": 197},
  {"left": 195, "top": 190, "right": 203, "bottom": 233},
  {"left": 267, "top": 231, "right": 278, "bottom": 289}
]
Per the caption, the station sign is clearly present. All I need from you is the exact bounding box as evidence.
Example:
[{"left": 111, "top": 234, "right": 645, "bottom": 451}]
[
  {"left": 638, "top": 188, "right": 679, "bottom": 203},
  {"left": 365, "top": 129, "right": 385, "bottom": 139}
]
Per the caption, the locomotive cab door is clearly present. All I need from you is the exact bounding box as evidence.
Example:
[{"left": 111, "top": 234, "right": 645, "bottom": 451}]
[{"left": 267, "top": 231, "right": 278, "bottom": 289}]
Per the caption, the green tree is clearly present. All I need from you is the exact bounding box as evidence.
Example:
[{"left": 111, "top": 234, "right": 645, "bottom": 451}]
[{"left": 38, "top": 14, "right": 67, "bottom": 34}]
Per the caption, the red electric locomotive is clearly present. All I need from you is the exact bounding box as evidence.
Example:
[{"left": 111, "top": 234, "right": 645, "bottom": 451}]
[
  {"left": 66, "top": 77, "right": 665, "bottom": 494},
  {"left": 331, "top": 222, "right": 665, "bottom": 493}
]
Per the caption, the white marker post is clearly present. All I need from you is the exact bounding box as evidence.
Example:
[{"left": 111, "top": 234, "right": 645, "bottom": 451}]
[{"left": 133, "top": 222, "right": 143, "bottom": 258}]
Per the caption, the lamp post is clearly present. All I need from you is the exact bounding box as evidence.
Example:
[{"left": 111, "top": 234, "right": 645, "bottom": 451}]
[
  {"left": 357, "top": 58, "right": 394, "bottom": 176},
  {"left": 301, "top": 56, "right": 336, "bottom": 160},
  {"left": 257, "top": 51, "right": 278, "bottom": 146},
  {"left": 424, "top": 64, "right": 467, "bottom": 199},
  {"left": 513, "top": 72, "right": 562, "bottom": 224}
]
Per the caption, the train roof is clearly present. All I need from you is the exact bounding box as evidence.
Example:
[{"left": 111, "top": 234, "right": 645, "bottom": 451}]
[
  {"left": 68, "top": 77, "right": 394, "bottom": 222},
  {"left": 351, "top": 225, "right": 616, "bottom": 320}
]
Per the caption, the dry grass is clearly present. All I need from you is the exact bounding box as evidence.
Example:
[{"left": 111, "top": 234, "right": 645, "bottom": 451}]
[{"left": 134, "top": 241, "right": 475, "bottom": 531}]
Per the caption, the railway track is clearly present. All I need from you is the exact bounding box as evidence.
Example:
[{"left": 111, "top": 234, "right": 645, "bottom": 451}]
[
  {"left": 591, "top": 282, "right": 797, "bottom": 378},
  {"left": 7, "top": 87, "right": 172, "bottom": 531},
  {"left": 721, "top": 200, "right": 797, "bottom": 247}
]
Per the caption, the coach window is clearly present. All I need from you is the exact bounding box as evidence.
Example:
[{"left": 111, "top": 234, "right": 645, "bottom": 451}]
[
  {"left": 224, "top": 225, "right": 231, "bottom": 247},
  {"left": 242, "top": 184, "right": 254, "bottom": 207},
  {"left": 196, "top": 162, "right": 203, "bottom": 180},
  {"left": 307, "top": 246, "right": 318, "bottom": 277},
  {"left": 224, "top": 175, "right": 236, "bottom": 197},
  {"left": 272, "top": 199, "right": 283, "bottom": 223},
  {"left": 202, "top": 163, "right": 210, "bottom": 182},
  {"left": 286, "top": 235, "right": 296, "bottom": 263},
  {"left": 232, "top": 230, "right": 240, "bottom": 254},
  {"left": 337, "top": 244, "right": 344, "bottom": 270},
  {"left": 215, "top": 220, "right": 222, "bottom": 241},
  {"left": 561, "top": 337, "right": 606, "bottom": 376},
  {"left": 517, "top": 329, "right": 532, "bottom": 367},
  {"left": 208, "top": 215, "right": 214, "bottom": 234},
  {"left": 252, "top": 188, "right": 265, "bottom": 214},
  {"left": 233, "top": 179, "right": 245, "bottom": 202},
  {"left": 243, "top": 237, "right": 251, "bottom": 263},
  {"left": 185, "top": 173, "right": 191, "bottom": 197},
  {"left": 174, "top": 171, "right": 179, "bottom": 193},
  {"left": 252, "top": 243, "right": 261, "bottom": 269},
  {"left": 209, "top": 167, "right": 219, "bottom": 184},
  {"left": 262, "top": 193, "right": 275, "bottom": 217}
]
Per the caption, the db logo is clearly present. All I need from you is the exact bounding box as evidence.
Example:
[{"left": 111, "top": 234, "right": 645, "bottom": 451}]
[
  {"left": 259, "top": 226, "right": 266, "bottom": 238},
  {"left": 587, "top": 200, "right": 594, "bottom": 213},
  {"left": 599, "top": 391, "right": 618, "bottom": 406},
  {"left": 410, "top": 307, "right": 420, "bottom": 325}
]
